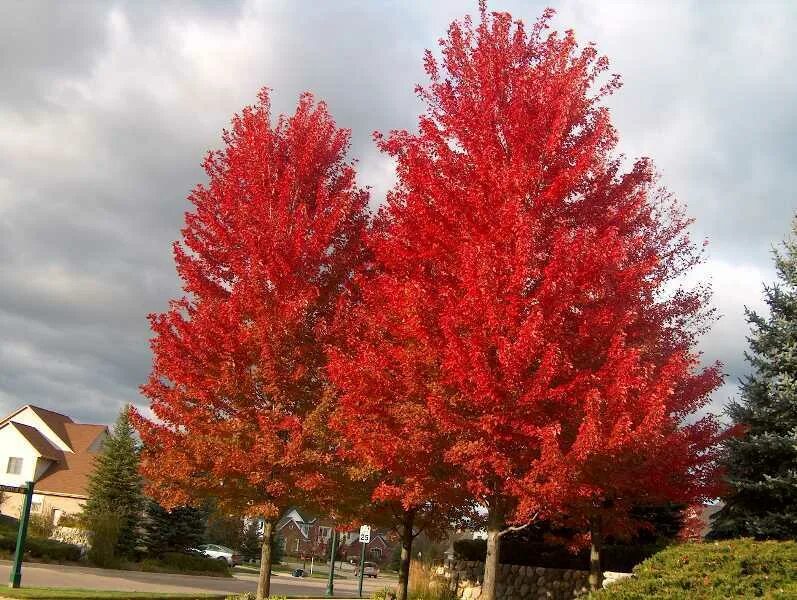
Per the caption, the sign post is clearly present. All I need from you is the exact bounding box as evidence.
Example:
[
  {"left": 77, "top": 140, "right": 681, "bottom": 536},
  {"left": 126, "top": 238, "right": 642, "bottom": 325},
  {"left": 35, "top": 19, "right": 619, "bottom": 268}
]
[
  {"left": 358, "top": 525, "right": 371, "bottom": 598},
  {"left": 7, "top": 481, "right": 34, "bottom": 589},
  {"left": 325, "top": 528, "right": 338, "bottom": 598}
]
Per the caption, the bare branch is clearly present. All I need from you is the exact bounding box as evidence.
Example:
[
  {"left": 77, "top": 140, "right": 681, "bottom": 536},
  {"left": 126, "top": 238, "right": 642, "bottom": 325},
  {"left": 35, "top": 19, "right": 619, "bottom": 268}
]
[{"left": 497, "top": 514, "right": 538, "bottom": 538}]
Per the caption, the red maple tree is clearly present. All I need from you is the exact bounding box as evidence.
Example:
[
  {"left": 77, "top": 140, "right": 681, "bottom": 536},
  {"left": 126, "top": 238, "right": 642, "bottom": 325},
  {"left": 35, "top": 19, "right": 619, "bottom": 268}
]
[
  {"left": 327, "top": 228, "right": 474, "bottom": 600},
  {"left": 132, "top": 89, "right": 369, "bottom": 599},
  {"left": 366, "top": 5, "right": 724, "bottom": 599}
]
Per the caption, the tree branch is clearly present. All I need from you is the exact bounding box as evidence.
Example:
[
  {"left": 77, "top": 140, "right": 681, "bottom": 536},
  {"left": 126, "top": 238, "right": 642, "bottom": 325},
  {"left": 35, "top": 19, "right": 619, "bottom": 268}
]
[{"left": 497, "top": 514, "right": 538, "bottom": 538}]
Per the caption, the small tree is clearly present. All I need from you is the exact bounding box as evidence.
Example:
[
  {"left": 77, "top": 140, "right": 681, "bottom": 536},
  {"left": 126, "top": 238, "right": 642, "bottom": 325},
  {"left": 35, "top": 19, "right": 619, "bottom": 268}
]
[
  {"left": 83, "top": 406, "right": 143, "bottom": 559},
  {"left": 142, "top": 499, "right": 207, "bottom": 556},
  {"left": 711, "top": 226, "right": 797, "bottom": 540}
]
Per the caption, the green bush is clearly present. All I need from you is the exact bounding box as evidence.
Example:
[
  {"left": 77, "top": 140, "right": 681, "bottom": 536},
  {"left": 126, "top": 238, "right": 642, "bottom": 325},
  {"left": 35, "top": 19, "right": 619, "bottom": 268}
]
[
  {"left": 27, "top": 511, "right": 56, "bottom": 539},
  {"left": 87, "top": 511, "right": 122, "bottom": 568},
  {"left": 224, "top": 592, "right": 288, "bottom": 600},
  {"left": 0, "top": 514, "right": 19, "bottom": 534},
  {"left": 141, "top": 551, "right": 230, "bottom": 576},
  {"left": 0, "top": 531, "right": 81, "bottom": 561},
  {"left": 590, "top": 539, "right": 797, "bottom": 599},
  {"left": 453, "top": 538, "right": 662, "bottom": 572}
]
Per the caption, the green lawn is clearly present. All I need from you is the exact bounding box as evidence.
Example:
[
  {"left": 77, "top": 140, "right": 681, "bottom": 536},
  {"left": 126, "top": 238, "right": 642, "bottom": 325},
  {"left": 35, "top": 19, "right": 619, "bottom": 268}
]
[{"left": 1, "top": 588, "right": 225, "bottom": 600}]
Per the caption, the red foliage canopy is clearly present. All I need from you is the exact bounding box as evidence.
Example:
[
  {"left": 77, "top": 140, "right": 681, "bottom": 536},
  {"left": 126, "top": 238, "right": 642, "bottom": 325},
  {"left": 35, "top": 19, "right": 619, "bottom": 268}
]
[
  {"left": 132, "top": 89, "right": 369, "bottom": 519},
  {"left": 354, "top": 3, "right": 724, "bottom": 544}
]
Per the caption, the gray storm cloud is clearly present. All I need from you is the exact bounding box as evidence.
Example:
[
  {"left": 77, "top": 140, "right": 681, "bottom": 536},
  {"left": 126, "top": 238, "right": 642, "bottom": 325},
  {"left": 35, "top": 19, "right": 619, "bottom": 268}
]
[{"left": 1, "top": 0, "right": 794, "bottom": 424}]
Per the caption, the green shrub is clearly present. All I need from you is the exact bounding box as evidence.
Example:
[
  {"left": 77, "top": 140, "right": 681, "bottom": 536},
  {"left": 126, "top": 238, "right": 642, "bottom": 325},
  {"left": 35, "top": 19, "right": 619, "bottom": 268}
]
[
  {"left": 87, "top": 511, "right": 121, "bottom": 568},
  {"left": 224, "top": 592, "right": 288, "bottom": 600},
  {"left": 0, "top": 514, "right": 19, "bottom": 534},
  {"left": 141, "top": 551, "right": 230, "bottom": 576},
  {"left": 590, "top": 539, "right": 797, "bottom": 599},
  {"left": 27, "top": 511, "right": 56, "bottom": 539},
  {"left": 0, "top": 531, "right": 81, "bottom": 561},
  {"left": 56, "top": 513, "right": 83, "bottom": 528},
  {"left": 453, "top": 538, "right": 662, "bottom": 572}
]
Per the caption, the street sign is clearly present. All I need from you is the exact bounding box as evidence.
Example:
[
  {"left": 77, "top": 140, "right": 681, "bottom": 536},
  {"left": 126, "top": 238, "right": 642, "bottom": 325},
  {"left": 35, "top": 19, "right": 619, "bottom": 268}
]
[
  {"left": 0, "top": 485, "right": 26, "bottom": 494},
  {"left": 358, "top": 524, "right": 371, "bottom": 544}
]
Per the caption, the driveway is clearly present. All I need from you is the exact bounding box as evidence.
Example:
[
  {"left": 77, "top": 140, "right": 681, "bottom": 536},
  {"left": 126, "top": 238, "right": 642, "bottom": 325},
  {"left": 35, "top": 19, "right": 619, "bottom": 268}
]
[{"left": 0, "top": 560, "right": 390, "bottom": 597}]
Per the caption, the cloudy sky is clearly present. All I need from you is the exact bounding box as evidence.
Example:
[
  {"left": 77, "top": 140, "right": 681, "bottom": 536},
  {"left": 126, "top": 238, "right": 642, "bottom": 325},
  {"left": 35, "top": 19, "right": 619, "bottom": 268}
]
[{"left": 1, "top": 0, "right": 795, "bottom": 425}]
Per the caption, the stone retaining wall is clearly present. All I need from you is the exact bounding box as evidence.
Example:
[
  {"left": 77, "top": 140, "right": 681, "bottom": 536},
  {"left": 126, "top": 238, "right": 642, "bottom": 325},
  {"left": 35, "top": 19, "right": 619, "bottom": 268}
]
[{"left": 436, "top": 559, "right": 591, "bottom": 600}]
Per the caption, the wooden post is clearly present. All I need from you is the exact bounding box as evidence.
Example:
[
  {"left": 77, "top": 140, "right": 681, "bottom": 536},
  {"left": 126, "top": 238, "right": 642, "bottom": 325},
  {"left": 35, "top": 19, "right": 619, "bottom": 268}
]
[{"left": 9, "top": 481, "right": 34, "bottom": 588}]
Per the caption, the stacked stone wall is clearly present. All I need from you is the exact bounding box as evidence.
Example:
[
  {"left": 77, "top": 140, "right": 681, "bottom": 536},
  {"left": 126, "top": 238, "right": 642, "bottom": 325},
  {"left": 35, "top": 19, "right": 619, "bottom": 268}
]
[{"left": 436, "top": 559, "right": 593, "bottom": 600}]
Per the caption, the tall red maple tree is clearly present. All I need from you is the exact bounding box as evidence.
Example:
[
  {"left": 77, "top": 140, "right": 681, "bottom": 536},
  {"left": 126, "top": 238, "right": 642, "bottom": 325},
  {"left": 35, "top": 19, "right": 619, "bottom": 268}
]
[
  {"left": 369, "top": 5, "right": 724, "bottom": 599},
  {"left": 327, "top": 233, "right": 474, "bottom": 600},
  {"left": 132, "top": 89, "right": 368, "bottom": 599}
]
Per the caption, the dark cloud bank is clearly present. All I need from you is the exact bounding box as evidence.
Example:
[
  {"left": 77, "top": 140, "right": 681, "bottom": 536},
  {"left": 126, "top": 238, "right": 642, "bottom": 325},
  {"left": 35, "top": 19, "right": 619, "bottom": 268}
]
[{"left": 1, "top": 1, "right": 795, "bottom": 425}]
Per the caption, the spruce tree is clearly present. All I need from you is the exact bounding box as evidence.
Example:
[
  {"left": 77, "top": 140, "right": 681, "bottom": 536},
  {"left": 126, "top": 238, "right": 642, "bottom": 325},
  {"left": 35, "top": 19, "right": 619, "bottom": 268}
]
[
  {"left": 83, "top": 406, "right": 144, "bottom": 557},
  {"left": 711, "top": 230, "right": 797, "bottom": 540},
  {"left": 142, "top": 500, "right": 206, "bottom": 556}
]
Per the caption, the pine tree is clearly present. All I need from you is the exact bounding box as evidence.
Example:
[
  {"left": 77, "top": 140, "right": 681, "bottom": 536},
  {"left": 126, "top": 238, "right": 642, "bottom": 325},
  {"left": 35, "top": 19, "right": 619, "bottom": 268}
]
[
  {"left": 83, "top": 406, "right": 144, "bottom": 557},
  {"left": 711, "top": 230, "right": 797, "bottom": 540}
]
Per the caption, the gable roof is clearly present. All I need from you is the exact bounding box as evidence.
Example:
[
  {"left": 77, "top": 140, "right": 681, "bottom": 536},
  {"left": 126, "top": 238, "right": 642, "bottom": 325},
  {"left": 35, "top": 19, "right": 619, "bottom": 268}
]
[
  {"left": 34, "top": 423, "right": 107, "bottom": 497},
  {"left": 0, "top": 405, "right": 108, "bottom": 498},
  {"left": 6, "top": 422, "right": 63, "bottom": 460},
  {"left": 27, "top": 406, "right": 74, "bottom": 447}
]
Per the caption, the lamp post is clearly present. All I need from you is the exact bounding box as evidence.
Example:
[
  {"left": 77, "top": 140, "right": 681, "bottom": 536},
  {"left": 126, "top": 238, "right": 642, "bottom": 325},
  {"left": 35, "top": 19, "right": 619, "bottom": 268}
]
[
  {"left": 8, "top": 481, "right": 34, "bottom": 588},
  {"left": 325, "top": 529, "right": 338, "bottom": 597}
]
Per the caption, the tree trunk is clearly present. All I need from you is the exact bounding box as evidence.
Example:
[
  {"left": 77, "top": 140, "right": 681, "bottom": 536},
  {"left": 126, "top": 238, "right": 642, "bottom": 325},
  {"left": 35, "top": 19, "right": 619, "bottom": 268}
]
[
  {"left": 588, "top": 520, "right": 603, "bottom": 592},
  {"left": 396, "top": 511, "right": 415, "bottom": 600},
  {"left": 257, "top": 520, "right": 274, "bottom": 600},
  {"left": 482, "top": 505, "right": 504, "bottom": 600}
]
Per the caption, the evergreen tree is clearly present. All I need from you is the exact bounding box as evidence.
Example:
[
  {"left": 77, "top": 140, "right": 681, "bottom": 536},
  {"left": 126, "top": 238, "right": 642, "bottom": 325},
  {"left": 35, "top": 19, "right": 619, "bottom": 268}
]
[
  {"left": 711, "top": 230, "right": 797, "bottom": 540},
  {"left": 83, "top": 406, "right": 144, "bottom": 557},
  {"left": 142, "top": 499, "right": 207, "bottom": 556}
]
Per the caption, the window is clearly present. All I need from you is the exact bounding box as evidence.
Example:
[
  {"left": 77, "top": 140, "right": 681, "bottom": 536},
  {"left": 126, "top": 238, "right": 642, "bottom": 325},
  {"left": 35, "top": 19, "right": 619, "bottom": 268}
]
[
  {"left": 370, "top": 548, "right": 382, "bottom": 561},
  {"left": 319, "top": 526, "right": 332, "bottom": 540},
  {"left": 6, "top": 457, "right": 23, "bottom": 475}
]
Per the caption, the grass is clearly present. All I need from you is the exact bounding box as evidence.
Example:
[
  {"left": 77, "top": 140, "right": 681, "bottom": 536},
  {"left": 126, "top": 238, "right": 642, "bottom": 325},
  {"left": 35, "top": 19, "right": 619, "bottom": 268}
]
[
  {"left": 589, "top": 538, "right": 797, "bottom": 599},
  {"left": 268, "top": 563, "right": 348, "bottom": 580},
  {"left": 0, "top": 588, "right": 225, "bottom": 600}
]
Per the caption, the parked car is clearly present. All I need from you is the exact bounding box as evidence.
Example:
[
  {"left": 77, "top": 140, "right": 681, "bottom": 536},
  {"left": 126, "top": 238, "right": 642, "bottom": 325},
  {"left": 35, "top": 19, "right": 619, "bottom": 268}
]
[
  {"left": 355, "top": 562, "right": 379, "bottom": 578},
  {"left": 292, "top": 568, "right": 305, "bottom": 577},
  {"left": 196, "top": 544, "right": 243, "bottom": 566}
]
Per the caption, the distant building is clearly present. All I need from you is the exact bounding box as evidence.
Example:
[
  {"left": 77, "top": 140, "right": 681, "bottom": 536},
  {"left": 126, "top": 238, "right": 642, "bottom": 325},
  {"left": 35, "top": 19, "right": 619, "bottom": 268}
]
[
  {"left": 0, "top": 404, "right": 108, "bottom": 523},
  {"left": 272, "top": 507, "right": 396, "bottom": 565},
  {"left": 274, "top": 507, "right": 334, "bottom": 558}
]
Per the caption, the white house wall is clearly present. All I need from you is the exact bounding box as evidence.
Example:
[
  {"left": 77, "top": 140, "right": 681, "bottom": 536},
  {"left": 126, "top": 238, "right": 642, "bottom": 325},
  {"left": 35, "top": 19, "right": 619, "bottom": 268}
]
[{"left": 0, "top": 425, "right": 40, "bottom": 487}]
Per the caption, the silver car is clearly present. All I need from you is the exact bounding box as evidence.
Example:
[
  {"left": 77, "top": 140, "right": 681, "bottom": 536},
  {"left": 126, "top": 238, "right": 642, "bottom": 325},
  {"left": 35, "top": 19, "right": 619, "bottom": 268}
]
[{"left": 197, "top": 543, "right": 242, "bottom": 566}]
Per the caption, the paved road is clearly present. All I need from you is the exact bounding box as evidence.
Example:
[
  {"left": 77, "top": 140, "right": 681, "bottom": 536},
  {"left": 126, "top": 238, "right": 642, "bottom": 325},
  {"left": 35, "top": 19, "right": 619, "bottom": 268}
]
[{"left": 0, "top": 560, "right": 390, "bottom": 597}]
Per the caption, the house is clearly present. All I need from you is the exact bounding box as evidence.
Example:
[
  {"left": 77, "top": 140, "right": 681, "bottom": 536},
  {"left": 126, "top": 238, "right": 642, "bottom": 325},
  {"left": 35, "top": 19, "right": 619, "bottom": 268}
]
[
  {"left": 340, "top": 531, "right": 392, "bottom": 564},
  {"left": 274, "top": 507, "right": 334, "bottom": 558},
  {"left": 0, "top": 405, "right": 108, "bottom": 524}
]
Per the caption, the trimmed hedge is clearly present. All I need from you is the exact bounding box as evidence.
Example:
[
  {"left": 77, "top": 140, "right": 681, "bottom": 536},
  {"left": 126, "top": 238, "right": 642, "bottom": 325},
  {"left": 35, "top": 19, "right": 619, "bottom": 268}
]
[
  {"left": 0, "top": 531, "right": 82, "bottom": 562},
  {"left": 140, "top": 551, "right": 230, "bottom": 576},
  {"left": 453, "top": 538, "right": 662, "bottom": 572},
  {"left": 590, "top": 539, "right": 797, "bottom": 599}
]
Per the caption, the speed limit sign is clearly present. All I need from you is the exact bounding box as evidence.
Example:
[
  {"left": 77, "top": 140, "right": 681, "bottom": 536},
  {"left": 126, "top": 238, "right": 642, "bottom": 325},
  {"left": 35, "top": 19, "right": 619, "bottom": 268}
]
[{"left": 359, "top": 524, "right": 371, "bottom": 543}]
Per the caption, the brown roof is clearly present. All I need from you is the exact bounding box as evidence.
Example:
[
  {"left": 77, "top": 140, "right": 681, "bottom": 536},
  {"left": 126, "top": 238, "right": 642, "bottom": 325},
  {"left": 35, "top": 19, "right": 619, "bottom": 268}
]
[
  {"left": 7, "top": 422, "right": 63, "bottom": 460},
  {"left": 0, "top": 405, "right": 109, "bottom": 498},
  {"left": 36, "top": 423, "right": 107, "bottom": 497},
  {"left": 28, "top": 405, "right": 75, "bottom": 449}
]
